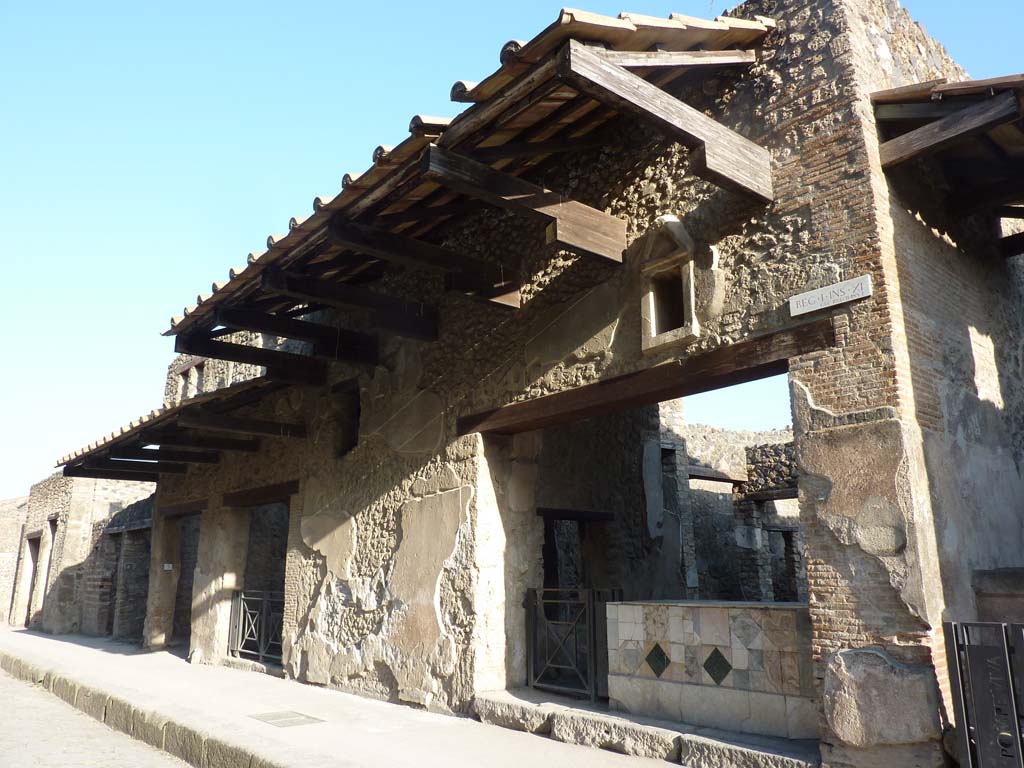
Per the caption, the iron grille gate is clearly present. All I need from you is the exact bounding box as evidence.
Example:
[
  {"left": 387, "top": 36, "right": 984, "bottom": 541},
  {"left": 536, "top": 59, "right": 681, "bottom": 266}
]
[
  {"left": 944, "top": 622, "right": 1024, "bottom": 767},
  {"left": 526, "top": 588, "right": 621, "bottom": 701},
  {"left": 230, "top": 590, "right": 284, "bottom": 664}
]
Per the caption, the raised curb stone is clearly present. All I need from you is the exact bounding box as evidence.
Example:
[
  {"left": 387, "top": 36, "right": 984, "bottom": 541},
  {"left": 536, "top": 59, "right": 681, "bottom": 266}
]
[
  {"left": 164, "top": 720, "right": 208, "bottom": 767},
  {"left": 549, "top": 709, "right": 682, "bottom": 761},
  {"left": 75, "top": 683, "right": 110, "bottom": 721},
  {"left": 472, "top": 691, "right": 566, "bottom": 734}
]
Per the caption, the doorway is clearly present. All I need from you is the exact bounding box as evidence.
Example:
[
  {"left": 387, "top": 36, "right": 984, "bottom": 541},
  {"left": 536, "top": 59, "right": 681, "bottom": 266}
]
[
  {"left": 20, "top": 536, "right": 40, "bottom": 627},
  {"left": 171, "top": 515, "right": 201, "bottom": 649},
  {"left": 229, "top": 502, "right": 288, "bottom": 664}
]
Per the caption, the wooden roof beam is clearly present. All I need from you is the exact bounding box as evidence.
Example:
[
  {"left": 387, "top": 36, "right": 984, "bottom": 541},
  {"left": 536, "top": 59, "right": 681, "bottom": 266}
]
[
  {"left": 457, "top": 318, "right": 834, "bottom": 435},
  {"left": 421, "top": 144, "right": 626, "bottom": 263},
  {"left": 108, "top": 445, "right": 221, "bottom": 464},
  {"left": 174, "top": 334, "right": 328, "bottom": 386},
  {"left": 996, "top": 206, "right": 1024, "bottom": 219},
  {"left": 64, "top": 465, "right": 159, "bottom": 483},
  {"left": 598, "top": 49, "right": 756, "bottom": 69},
  {"left": 141, "top": 431, "right": 261, "bottom": 452},
  {"left": 879, "top": 91, "right": 1021, "bottom": 168},
  {"left": 85, "top": 457, "right": 188, "bottom": 475},
  {"left": 326, "top": 219, "right": 520, "bottom": 306},
  {"left": 261, "top": 270, "right": 439, "bottom": 342},
  {"left": 556, "top": 40, "right": 774, "bottom": 201},
  {"left": 177, "top": 410, "right": 307, "bottom": 439},
  {"left": 214, "top": 307, "right": 379, "bottom": 365}
]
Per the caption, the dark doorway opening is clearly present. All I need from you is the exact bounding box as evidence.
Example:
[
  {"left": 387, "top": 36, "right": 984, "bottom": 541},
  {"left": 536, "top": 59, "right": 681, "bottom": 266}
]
[
  {"left": 171, "top": 515, "right": 201, "bottom": 648},
  {"left": 230, "top": 502, "right": 289, "bottom": 665},
  {"left": 22, "top": 536, "right": 40, "bottom": 627}
]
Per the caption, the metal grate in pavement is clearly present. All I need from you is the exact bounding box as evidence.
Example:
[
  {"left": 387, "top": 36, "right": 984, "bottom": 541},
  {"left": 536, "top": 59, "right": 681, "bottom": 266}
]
[{"left": 249, "top": 711, "right": 325, "bottom": 728}]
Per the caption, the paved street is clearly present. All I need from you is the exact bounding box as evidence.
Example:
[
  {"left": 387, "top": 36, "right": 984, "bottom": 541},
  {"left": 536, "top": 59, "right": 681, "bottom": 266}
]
[
  {"left": 0, "top": 670, "right": 188, "bottom": 768},
  {"left": 0, "top": 629, "right": 659, "bottom": 768}
]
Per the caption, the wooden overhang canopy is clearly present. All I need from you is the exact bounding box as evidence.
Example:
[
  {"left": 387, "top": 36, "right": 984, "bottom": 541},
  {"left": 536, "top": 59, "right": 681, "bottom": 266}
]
[
  {"left": 162, "top": 9, "right": 777, "bottom": 378},
  {"left": 57, "top": 378, "right": 299, "bottom": 482},
  {"left": 872, "top": 74, "right": 1024, "bottom": 257}
]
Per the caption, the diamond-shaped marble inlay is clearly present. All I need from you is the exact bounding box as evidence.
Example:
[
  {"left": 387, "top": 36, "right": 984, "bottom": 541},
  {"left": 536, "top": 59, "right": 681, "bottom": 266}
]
[
  {"left": 646, "top": 642, "right": 670, "bottom": 678},
  {"left": 703, "top": 647, "right": 733, "bottom": 686}
]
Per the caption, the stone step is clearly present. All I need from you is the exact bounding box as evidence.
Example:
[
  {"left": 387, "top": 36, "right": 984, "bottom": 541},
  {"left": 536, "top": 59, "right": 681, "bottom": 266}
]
[{"left": 473, "top": 689, "right": 821, "bottom": 767}]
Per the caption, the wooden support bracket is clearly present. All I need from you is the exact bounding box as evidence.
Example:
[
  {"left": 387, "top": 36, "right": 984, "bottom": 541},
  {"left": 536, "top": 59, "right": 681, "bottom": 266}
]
[
  {"left": 556, "top": 40, "right": 774, "bottom": 201},
  {"left": 421, "top": 144, "right": 626, "bottom": 263}
]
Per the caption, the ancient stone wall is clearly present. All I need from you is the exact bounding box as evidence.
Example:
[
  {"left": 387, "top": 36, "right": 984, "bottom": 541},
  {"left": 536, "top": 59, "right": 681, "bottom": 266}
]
[
  {"left": 112, "top": 529, "right": 151, "bottom": 640},
  {"left": 743, "top": 442, "right": 797, "bottom": 494},
  {"left": 0, "top": 497, "right": 28, "bottom": 622},
  {"left": 172, "top": 515, "right": 200, "bottom": 643}
]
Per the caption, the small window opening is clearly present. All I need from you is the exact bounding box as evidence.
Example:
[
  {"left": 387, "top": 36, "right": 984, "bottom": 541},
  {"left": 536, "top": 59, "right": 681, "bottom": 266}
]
[
  {"left": 652, "top": 272, "right": 686, "bottom": 335},
  {"left": 195, "top": 363, "right": 205, "bottom": 393}
]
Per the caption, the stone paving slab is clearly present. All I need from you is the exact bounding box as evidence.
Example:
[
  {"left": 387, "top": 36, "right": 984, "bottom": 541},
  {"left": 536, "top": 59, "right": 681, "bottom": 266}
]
[
  {"left": 0, "top": 628, "right": 661, "bottom": 768},
  {"left": 473, "top": 688, "right": 822, "bottom": 767}
]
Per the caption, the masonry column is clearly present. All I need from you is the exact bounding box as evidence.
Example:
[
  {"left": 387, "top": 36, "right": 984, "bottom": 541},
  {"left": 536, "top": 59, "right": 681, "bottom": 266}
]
[
  {"left": 143, "top": 505, "right": 181, "bottom": 649},
  {"left": 472, "top": 432, "right": 544, "bottom": 693}
]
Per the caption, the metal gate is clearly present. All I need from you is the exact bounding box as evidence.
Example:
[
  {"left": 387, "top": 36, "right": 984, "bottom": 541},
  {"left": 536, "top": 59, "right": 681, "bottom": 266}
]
[
  {"left": 229, "top": 590, "right": 284, "bottom": 664},
  {"left": 944, "top": 622, "right": 1024, "bottom": 767},
  {"left": 526, "top": 588, "right": 621, "bottom": 701}
]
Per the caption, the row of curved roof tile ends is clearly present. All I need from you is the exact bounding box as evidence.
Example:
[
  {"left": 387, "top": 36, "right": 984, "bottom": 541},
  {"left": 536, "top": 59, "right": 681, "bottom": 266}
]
[
  {"left": 58, "top": 8, "right": 778, "bottom": 466},
  {"left": 165, "top": 9, "right": 776, "bottom": 336}
]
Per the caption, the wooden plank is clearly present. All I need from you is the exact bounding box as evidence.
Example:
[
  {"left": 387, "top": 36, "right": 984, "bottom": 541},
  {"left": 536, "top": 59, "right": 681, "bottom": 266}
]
[
  {"left": 469, "top": 136, "right": 605, "bottom": 162},
  {"left": 1000, "top": 231, "right": 1024, "bottom": 258},
  {"left": 743, "top": 487, "right": 799, "bottom": 502},
  {"left": 374, "top": 199, "right": 483, "bottom": 227},
  {"left": 327, "top": 220, "right": 518, "bottom": 293},
  {"left": 64, "top": 465, "right": 158, "bottom": 483},
  {"left": 260, "top": 270, "right": 439, "bottom": 341},
  {"left": 177, "top": 411, "right": 306, "bottom": 439},
  {"left": 458, "top": 318, "right": 834, "bottom": 435},
  {"left": 596, "top": 48, "right": 756, "bottom": 69},
  {"left": 421, "top": 144, "right": 626, "bottom": 263},
  {"left": 557, "top": 40, "right": 773, "bottom": 201},
  {"left": 870, "top": 78, "right": 947, "bottom": 104},
  {"left": 108, "top": 445, "right": 221, "bottom": 464},
  {"left": 222, "top": 480, "right": 300, "bottom": 508},
  {"left": 214, "top": 307, "right": 379, "bottom": 365},
  {"left": 159, "top": 498, "right": 207, "bottom": 518},
  {"left": 536, "top": 507, "right": 615, "bottom": 522},
  {"left": 174, "top": 335, "right": 327, "bottom": 385},
  {"left": 85, "top": 457, "right": 188, "bottom": 475},
  {"left": 143, "top": 431, "right": 261, "bottom": 452},
  {"left": 875, "top": 100, "right": 986, "bottom": 122},
  {"left": 879, "top": 91, "right": 1021, "bottom": 168},
  {"left": 686, "top": 465, "right": 747, "bottom": 484},
  {"left": 933, "top": 74, "right": 1024, "bottom": 98}
]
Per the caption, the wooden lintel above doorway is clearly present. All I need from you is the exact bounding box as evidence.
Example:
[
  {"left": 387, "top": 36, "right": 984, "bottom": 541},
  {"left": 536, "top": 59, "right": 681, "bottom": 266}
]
[{"left": 457, "top": 317, "right": 835, "bottom": 435}]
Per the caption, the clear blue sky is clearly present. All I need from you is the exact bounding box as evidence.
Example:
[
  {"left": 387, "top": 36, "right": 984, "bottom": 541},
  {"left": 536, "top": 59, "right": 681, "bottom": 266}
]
[{"left": 0, "top": 1, "right": 1016, "bottom": 498}]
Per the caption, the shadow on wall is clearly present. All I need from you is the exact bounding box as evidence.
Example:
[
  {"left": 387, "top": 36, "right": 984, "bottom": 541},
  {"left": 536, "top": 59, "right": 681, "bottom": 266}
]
[{"left": 887, "top": 166, "right": 1024, "bottom": 626}]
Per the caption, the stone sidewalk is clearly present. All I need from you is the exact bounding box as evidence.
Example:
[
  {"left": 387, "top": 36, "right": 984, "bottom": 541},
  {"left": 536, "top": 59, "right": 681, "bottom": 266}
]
[{"left": 0, "top": 628, "right": 658, "bottom": 768}]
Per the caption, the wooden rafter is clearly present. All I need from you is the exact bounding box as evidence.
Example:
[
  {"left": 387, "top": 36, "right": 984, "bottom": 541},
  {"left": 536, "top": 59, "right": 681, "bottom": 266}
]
[
  {"left": 108, "top": 445, "right": 221, "bottom": 464},
  {"left": 879, "top": 91, "right": 1021, "bottom": 168},
  {"left": 597, "top": 48, "right": 756, "bottom": 69},
  {"left": 996, "top": 206, "right": 1024, "bottom": 219},
  {"left": 64, "top": 465, "right": 158, "bottom": 483},
  {"left": 327, "top": 219, "right": 519, "bottom": 305},
  {"left": 421, "top": 144, "right": 626, "bottom": 263},
  {"left": 458, "top": 318, "right": 834, "bottom": 435},
  {"left": 174, "top": 335, "right": 328, "bottom": 385},
  {"left": 142, "top": 431, "right": 261, "bottom": 453},
  {"left": 556, "top": 40, "right": 773, "bottom": 201},
  {"left": 260, "top": 270, "right": 439, "bottom": 341},
  {"left": 177, "top": 410, "right": 307, "bottom": 439},
  {"left": 86, "top": 457, "right": 188, "bottom": 475},
  {"left": 214, "top": 307, "right": 379, "bottom": 365}
]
